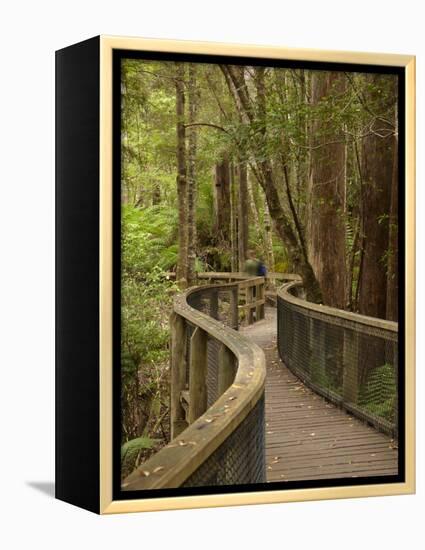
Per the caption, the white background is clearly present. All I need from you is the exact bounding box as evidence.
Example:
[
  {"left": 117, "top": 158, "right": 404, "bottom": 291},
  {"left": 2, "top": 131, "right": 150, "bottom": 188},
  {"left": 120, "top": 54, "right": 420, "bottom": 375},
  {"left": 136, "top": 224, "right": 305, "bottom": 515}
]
[{"left": 0, "top": 0, "right": 422, "bottom": 548}]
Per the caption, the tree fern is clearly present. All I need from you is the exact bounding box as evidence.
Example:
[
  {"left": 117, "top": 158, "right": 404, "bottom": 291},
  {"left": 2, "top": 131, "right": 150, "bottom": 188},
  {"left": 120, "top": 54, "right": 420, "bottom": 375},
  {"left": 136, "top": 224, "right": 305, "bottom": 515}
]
[
  {"left": 121, "top": 436, "right": 160, "bottom": 478},
  {"left": 358, "top": 363, "right": 396, "bottom": 423}
]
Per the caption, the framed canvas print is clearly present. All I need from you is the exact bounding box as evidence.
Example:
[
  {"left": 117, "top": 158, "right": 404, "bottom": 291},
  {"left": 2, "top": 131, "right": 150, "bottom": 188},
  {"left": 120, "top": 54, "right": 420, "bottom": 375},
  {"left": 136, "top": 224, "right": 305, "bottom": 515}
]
[{"left": 55, "top": 36, "right": 415, "bottom": 514}]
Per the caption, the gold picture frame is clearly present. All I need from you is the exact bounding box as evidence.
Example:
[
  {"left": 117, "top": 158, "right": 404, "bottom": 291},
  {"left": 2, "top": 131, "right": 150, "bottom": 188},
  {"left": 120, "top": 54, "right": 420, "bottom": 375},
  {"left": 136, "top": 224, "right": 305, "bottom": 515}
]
[{"left": 56, "top": 35, "right": 415, "bottom": 514}]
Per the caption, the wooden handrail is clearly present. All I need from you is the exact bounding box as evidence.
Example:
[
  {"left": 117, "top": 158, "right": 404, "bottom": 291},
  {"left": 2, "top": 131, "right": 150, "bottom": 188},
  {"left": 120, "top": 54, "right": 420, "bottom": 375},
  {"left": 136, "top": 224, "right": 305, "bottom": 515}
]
[
  {"left": 163, "top": 271, "right": 301, "bottom": 282},
  {"left": 122, "top": 277, "right": 267, "bottom": 490},
  {"left": 278, "top": 281, "right": 397, "bottom": 337}
]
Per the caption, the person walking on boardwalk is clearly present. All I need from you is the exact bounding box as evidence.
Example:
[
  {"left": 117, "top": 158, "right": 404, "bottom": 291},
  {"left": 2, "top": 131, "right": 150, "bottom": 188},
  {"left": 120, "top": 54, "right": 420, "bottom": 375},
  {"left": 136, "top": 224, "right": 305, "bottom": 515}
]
[
  {"left": 244, "top": 249, "right": 260, "bottom": 277},
  {"left": 257, "top": 256, "right": 267, "bottom": 277}
]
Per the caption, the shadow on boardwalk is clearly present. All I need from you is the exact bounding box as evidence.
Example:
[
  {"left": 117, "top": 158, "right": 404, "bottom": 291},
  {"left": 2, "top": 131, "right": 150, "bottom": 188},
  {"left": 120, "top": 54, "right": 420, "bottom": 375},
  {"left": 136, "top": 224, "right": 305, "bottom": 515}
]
[{"left": 241, "top": 307, "right": 398, "bottom": 482}]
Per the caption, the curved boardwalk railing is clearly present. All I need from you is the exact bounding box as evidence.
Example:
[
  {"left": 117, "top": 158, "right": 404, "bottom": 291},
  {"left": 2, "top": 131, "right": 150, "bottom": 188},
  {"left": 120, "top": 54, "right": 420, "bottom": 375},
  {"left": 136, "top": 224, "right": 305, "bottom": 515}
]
[
  {"left": 277, "top": 282, "right": 399, "bottom": 437},
  {"left": 122, "top": 278, "right": 267, "bottom": 490}
]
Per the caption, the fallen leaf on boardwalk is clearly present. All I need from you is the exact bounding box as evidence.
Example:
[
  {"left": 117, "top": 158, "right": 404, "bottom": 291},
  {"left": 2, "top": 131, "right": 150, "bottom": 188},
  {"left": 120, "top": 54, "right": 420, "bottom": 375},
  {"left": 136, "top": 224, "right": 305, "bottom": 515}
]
[
  {"left": 271, "top": 459, "right": 279, "bottom": 464},
  {"left": 153, "top": 466, "right": 165, "bottom": 474},
  {"left": 139, "top": 470, "right": 150, "bottom": 477},
  {"left": 370, "top": 453, "right": 376, "bottom": 457},
  {"left": 205, "top": 418, "right": 215, "bottom": 423},
  {"left": 228, "top": 396, "right": 236, "bottom": 401},
  {"left": 179, "top": 441, "right": 188, "bottom": 446},
  {"left": 310, "top": 432, "right": 315, "bottom": 436},
  {"left": 280, "top": 474, "right": 285, "bottom": 478},
  {"left": 267, "top": 466, "right": 272, "bottom": 470},
  {"left": 267, "top": 431, "right": 274, "bottom": 434},
  {"left": 274, "top": 456, "right": 280, "bottom": 460}
]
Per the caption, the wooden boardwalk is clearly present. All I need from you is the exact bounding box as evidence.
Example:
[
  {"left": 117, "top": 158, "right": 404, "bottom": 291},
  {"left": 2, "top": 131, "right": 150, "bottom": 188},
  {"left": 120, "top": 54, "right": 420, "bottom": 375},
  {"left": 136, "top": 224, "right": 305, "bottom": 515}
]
[{"left": 241, "top": 307, "right": 398, "bottom": 482}]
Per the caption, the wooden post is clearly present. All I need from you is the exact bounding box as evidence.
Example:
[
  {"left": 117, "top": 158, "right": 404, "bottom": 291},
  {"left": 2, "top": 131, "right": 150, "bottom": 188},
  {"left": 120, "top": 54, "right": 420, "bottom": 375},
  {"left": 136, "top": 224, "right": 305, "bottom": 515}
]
[
  {"left": 343, "top": 328, "right": 360, "bottom": 404},
  {"left": 261, "top": 281, "right": 265, "bottom": 319},
  {"left": 247, "top": 285, "right": 254, "bottom": 325},
  {"left": 188, "top": 327, "right": 208, "bottom": 424},
  {"left": 230, "top": 286, "right": 239, "bottom": 330},
  {"left": 170, "top": 312, "right": 188, "bottom": 439},
  {"left": 210, "top": 291, "right": 218, "bottom": 320},
  {"left": 256, "top": 281, "right": 265, "bottom": 321},
  {"left": 218, "top": 344, "right": 236, "bottom": 395}
]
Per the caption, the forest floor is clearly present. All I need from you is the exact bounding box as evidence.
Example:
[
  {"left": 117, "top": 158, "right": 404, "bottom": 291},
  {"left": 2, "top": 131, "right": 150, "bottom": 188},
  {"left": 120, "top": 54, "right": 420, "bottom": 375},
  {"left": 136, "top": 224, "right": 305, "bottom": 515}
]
[{"left": 241, "top": 307, "right": 398, "bottom": 482}]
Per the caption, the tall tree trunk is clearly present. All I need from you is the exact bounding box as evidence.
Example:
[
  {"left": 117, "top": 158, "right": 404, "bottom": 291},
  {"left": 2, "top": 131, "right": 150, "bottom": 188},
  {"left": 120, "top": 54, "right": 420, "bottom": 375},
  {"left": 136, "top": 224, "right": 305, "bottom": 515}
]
[
  {"left": 246, "top": 170, "right": 261, "bottom": 242},
  {"left": 308, "top": 71, "right": 347, "bottom": 309},
  {"left": 213, "top": 155, "right": 231, "bottom": 246},
  {"left": 238, "top": 161, "right": 249, "bottom": 271},
  {"left": 386, "top": 137, "right": 398, "bottom": 321},
  {"left": 263, "top": 199, "right": 275, "bottom": 271},
  {"left": 358, "top": 75, "right": 395, "bottom": 318},
  {"left": 187, "top": 64, "right": 197, "bottom": 286},
  {"left": 175, "top": 63, "right": 189, "bottom": 288},
  {"left": 230, "top": 162, "right": 239, "bottom": 272}
]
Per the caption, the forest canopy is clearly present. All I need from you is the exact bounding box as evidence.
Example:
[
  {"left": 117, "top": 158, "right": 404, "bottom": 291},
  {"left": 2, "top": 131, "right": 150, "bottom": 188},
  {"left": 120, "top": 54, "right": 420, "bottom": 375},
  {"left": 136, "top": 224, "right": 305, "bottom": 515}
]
[{"left": 120, "top": 58, "right": 399, "bottom": 477}]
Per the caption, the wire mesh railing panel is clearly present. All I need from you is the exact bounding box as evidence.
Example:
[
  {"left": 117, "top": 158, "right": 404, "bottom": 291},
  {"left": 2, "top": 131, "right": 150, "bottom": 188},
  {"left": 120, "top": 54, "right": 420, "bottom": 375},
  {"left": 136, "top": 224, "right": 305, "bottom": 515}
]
[
  {"left": 183, "top": 396, "right": 266, "bottom": 487},
  {"left": 206, "top": 337, "right": 220, "bottom": 407},
  {"left": 277, "top": 288, "right": 398, "bottom": 437}
]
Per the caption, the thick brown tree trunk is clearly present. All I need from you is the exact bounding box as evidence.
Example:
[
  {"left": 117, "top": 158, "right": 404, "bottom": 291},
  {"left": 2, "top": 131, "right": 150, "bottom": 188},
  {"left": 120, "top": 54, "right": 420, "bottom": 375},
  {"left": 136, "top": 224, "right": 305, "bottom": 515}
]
[
  {"left": 358, "top": 75, "right": 395, "bottom": 319},
  {"left": 238, "top": 161, "right": 249, "bottom": 271},
  {"left": 386, "top": 139, "right": 398, "bottom": 321},
  {"left": 308, "top": 72, "right": 347, "bottom": 309},
  {"left": 230, "top": 162, "right": 239, "bottom": 272},
  {"left": 175, "top": 63, "right": 189, "bottom": 288}
]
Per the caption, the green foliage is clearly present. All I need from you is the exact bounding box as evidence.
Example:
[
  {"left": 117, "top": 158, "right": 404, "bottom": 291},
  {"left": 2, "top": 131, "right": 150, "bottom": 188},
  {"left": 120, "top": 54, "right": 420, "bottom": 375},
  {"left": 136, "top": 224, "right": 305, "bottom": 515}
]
[
  {"left": 121, "top": 203, "right": 179, "bottom": 462},
  {"left": 121, "top": 436, "right": 161, "bottom": 479},
  {"left": 358, "top": 363, "right": 397, "bottom": 423},
  {"left": 122, "top": 204, "right": 179, "bottom": 275}
]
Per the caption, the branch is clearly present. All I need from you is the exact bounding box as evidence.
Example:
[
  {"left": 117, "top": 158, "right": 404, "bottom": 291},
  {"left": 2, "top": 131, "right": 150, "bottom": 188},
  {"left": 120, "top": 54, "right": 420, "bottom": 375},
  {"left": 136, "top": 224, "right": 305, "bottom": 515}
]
[{"left": 183, "top": 122, "right": 232, "bottom": 136}]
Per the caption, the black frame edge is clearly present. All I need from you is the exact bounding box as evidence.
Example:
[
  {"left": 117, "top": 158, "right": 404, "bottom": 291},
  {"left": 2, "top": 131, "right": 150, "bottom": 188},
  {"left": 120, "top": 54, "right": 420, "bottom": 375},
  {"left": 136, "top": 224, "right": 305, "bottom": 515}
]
[{"left": 55, "top": 35, "right": 101, "bottom": 513}]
